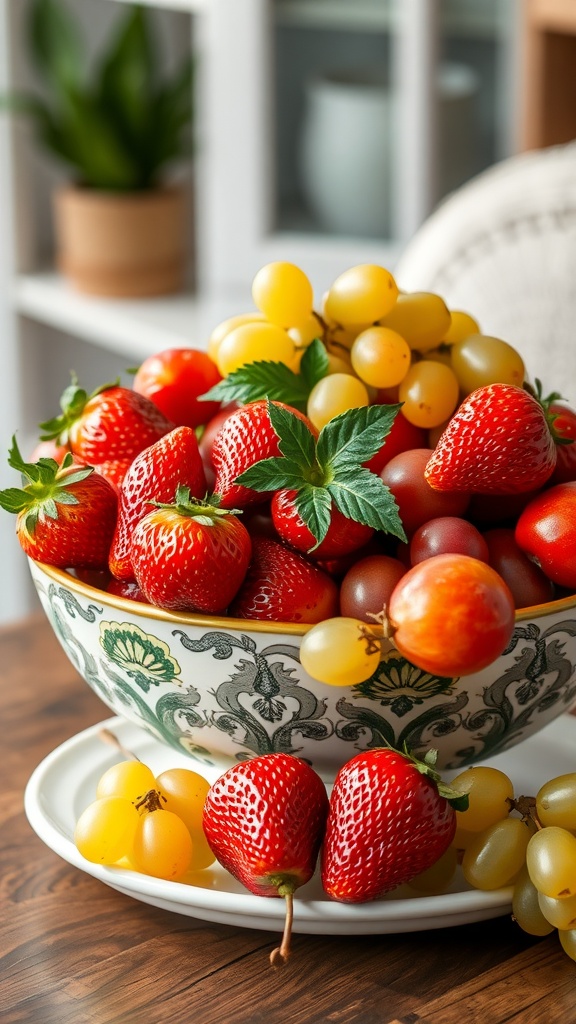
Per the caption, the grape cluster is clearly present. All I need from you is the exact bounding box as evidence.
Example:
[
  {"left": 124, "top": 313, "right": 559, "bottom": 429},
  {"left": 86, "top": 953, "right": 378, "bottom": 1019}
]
[
  {"left": 74, "top": 759, "right": 214, "bottom": 880},
  {"left": 426, "top": 764, "right": 576, "bottom": 963}
]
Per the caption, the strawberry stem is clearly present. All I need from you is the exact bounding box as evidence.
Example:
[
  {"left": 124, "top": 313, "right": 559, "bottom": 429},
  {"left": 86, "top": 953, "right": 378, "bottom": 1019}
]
[{"left": 269, "top": 885, "right": 295, "bottom": 967}]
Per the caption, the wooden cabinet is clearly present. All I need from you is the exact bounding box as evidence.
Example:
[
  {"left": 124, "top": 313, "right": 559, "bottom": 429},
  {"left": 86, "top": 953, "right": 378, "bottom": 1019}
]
[{"left": 519, "top": 0, "right": 576, "bottom": 150}]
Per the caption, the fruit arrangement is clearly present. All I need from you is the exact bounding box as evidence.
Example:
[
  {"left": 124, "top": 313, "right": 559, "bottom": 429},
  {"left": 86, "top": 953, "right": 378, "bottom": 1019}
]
[{"left": 2, "top": 259, "right": 576, "bottom": 682}]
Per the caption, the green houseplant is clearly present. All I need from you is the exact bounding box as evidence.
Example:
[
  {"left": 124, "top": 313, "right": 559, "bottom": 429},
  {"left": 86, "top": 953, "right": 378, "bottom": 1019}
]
[{"left": 4, "top": 0, "right": 194, "bottom": 296}]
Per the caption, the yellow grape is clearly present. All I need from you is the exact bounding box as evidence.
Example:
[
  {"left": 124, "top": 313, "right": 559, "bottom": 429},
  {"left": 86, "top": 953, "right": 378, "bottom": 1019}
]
[
  {"left": 306, "top": 373, "right": 370, "bottom": 431},
  {"left": 324, "top": 264, "right": 398, "bottom": 325},
  {"left": 398, "top": 360, "right": 460, "bottom": 428},
  {"left": 350, "top": 326, "right": 411, "bottom": 388},
  {"left": 325, "top": 321, "right": 372, "bottom": 351},
  {"left": 189, "top": 830, "right": 217, "bottom": 871},
  {"left": 74, "top": 797, "right": 140, "bottom": 865},
  {"left": 443, "top": 310, "right": 480, "bottom": 345},
  {"left": 512, "top": 866, "right": 556, "bottom": 936},
  {"left": 252, "top": 261, "right": 314, "bottom": 328},
  {"left": 324, "top": 351, "right": 355, "bottom": 376},
  {"left": 216, "top": 321, "right": 296, "bottom": 377},
  {"left": 450, "top": 766, "right": 515, "bottom": 833},
  {"left": 450, "top": 334, "right": 525, "bottom": 394},
  {"left": 538, "top": 891, "right": 576, "bottom": 930},
  {"left": 536, "top": 773, "right": 576, "bottom": 830},
  {"left": 288, "top": 313, "right": 324, "bottom": 348},
  {"left": 207, "top": 311, "right": 265, "bottom": 363},
  {"left": 379, "top": 292, "right": 451, "bottom": 353},
  {"left": 451, "top": 825, "right": 479, "bottom": 852},
  {"left": 96, "top": 760, "right": 156, "bottom": 803},
  {"left": 461, "top": 817, "right": 532, "bottom": 890},
  {"left": 526, "top": 826, "right": 576, "bottom": 899},
  {"left": 156, "top": 767, "right": 211, "bottom": 835},
  {"left": 407, "top": 846, "right": 458, "bottom": 894},
  {"left": 300, "top": 616, "right": 381, "bottom": 687},
  {"left": 131, "top": 809, "right": 193, "bottom": 881},
  {"left": 559, "top": 929, "right": 576, "bottom": 962}
]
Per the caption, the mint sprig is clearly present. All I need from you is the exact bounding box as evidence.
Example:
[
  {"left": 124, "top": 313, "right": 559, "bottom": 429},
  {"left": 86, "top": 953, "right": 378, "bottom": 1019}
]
[
  {"left": 198, "top": 338, "right": 329, "bottom": 412},
  {"left": 236, "top": 401, "right": 407, "bottom": 548}
]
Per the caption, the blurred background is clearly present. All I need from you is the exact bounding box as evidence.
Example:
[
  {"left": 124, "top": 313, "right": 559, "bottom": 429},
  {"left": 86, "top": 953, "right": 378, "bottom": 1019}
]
[{"left": 1, "top": 0, "right": 575, "bottom": 624}]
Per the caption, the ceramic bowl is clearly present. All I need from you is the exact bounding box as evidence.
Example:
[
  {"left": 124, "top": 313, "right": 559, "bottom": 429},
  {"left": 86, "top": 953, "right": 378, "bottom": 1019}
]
[{"left": 30, "top": 558, "right": 576, "bottom": 780}]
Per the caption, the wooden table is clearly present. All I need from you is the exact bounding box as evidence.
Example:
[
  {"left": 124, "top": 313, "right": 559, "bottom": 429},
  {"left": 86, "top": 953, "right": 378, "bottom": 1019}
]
[{"left": 3, "top": 613, "right": 576, "bottom": 1024}]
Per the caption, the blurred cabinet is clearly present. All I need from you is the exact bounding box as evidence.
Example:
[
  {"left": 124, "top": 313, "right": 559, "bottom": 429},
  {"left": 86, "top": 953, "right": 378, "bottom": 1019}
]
[
  {"left": 0, "top": 0, "right": 522, "bottom": 623},
  {"left": 519, "top": 0, "right": 576, "bottom": 150}
]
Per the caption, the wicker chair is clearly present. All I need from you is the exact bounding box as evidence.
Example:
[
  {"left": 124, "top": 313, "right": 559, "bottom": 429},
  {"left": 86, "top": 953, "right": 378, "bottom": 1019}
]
[{"left": 393, "top": 142, "right": 576, "bottom": 403}]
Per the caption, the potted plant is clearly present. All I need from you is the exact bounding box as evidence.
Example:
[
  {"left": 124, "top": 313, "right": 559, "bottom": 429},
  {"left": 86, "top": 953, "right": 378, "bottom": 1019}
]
[{"left": 2, "top": 0, "right": 194, "bottom": 297}]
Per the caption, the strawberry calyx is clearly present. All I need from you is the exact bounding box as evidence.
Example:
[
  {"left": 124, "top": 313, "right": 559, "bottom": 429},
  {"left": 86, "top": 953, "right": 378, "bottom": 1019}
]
[
  {"left": 39, "top": 375, "right": 120, "bottom": 444},
  {"left": 525, "top": 379, "right": 574, "bottom": 447},
  {"left": 234, "top": 399, "right": 407, "bottom": 550},
  {"left": 150, "top": 484, "right": 242, "bottom": 524},
  {"left": 402, "top": 745, "right": 469, "bottom": 811},
  {"left": 0, "top": 435, "right": 94, "bottom": 534}
]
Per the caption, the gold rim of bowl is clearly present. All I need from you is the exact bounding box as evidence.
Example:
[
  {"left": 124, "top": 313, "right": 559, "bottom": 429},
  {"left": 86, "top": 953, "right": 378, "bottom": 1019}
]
[{"left": 31, "top": 559, "right": 576, "bottom": 636}]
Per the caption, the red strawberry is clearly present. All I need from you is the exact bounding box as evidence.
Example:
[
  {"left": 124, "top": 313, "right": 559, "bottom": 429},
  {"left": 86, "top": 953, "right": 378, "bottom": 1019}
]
[
  {"left": 39, "top": 380, "right": 174, "bottom": 465},
  {"left": 92, "top": 457, "right": 135, "bottom": 493},
  {"left": 271, "top": 488, "right": 374, "bottom": 559},
  {"left": 424, "top": 383, "right": 557, "bottom": 495},
  {"left": 130, "top": 487, "right": 251, "bottom": 613},
  {"left": 549, "top": 401, "right": 576, "bottom": 484},
  {"left": 228, "top": 536, "right": 339, "bottom": 623},
  {"left": 203, "top": 753, "right": 329, "bottom": 964},
  {"left": 0, "top": 438, "right": 117, "bottom": 569},
  {"left": 109, "top": 426, "right": 207, "bottom": 581},
  {"left": 211, "top": 400, "right": 315, "bottom": 510},
  {"left": 321, "top": 747, "right": 464, "bottom": 904}
]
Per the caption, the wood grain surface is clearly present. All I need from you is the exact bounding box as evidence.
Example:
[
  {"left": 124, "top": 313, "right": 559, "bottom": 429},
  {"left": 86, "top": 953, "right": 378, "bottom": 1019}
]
[{"left": 2, "top": 612, "right": 575, "bottom": 1024}]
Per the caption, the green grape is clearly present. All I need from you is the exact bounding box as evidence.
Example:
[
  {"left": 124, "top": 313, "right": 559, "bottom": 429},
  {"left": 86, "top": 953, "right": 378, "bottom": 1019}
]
[
  {"left": 300, "top": 616, "right": 381, "bottom": 687},
  {"left": 526, "top": 826, "right": 576, "bottom": 899},
  {"left": 207, "top": 311, "right": 265, "bottom": 363},
  {"left": 442, "top": 310, "right": 480, "bottom": 345},
  {"left": 450, "top": 766, "right": 515, "bottom": 833},
  {"left": 74, "top": 796, "right": 140, "bottom": 865},
  {"left": 96, "top": 760, "right": 156, "bottom": 803},
  {"left": 450, "top": 334, "right": 525, "bottom": 395},
  {"left": 398, "top": 360, "right": 460, "bottom": 429},
  {"left": 350, "top": 326, "right": 411, "bottom": 388},
  {"left": 536, "top": 773, "right": 576, "bottom": 830},
  {"left": 451, "top": 825, "right": 480, "bottom": 852},
  {"left": 306, "top": 372, "right": 370, "bottom": 431},
  {"left": 252, "top": 261, "right": 314, "bottom": 328},
  {"left": 131, "top": 808, "right": 193, "bottom": 881},
  {"left": 379, "top": 292, "right": 451, "bottom": 353},
  {"left": 559, "top": 929, "right": 576, "bottom": 962},
  {"left": 216, "top": 321, "right": 296, "bottom": 376},
  {"left": 407, "top": 846, "right": 458, "bottom": 894},
  {"left": 324, "top": 264, "right": 398, "bottom": 325},
  {"left": 512, "top": 865, "right": 556, "bottom": 936},
  {"left": 156, "top": 767, "right": 211, "bottom": 836},
  {"left": 461, "top": 817, "right": 532, "bottom": 890},
  {"left": 538, "top": 891, "right": 576, "bottom": 930}
]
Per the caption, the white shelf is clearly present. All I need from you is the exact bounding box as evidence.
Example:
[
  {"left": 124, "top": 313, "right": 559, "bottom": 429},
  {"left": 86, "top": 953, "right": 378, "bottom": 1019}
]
[
  {"left": 102, "top": 0, "right": 206, "bottom": 11},
  {"left": 13, "top": 273, "right": 250, "bottom": 361}
]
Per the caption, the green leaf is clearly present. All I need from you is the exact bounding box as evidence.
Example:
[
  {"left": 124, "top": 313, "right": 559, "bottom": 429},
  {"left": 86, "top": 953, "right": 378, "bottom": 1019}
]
[
  {"left": 0, "top": 487, "right": 32, "bottom": 514},
  {"left": 294, "top": 484, "right": 333, "bottom": 547},
  {"left": 327, "top": 468, "right": 407, "bottom": 542},
  {"left": 29, "top": 0, "right": 85, "bottom": 97},
  {"left": 200, "top": 361, "right": 311, "bottom": 411},
  {"left": 266, "top": 401, "right": 317, "bottom": 468},
  {"left": 317, "top": 404, "right": 401, "bottom": 473},
  {"left": 299, "top": 338, "right": 330, "bottom": 388},
  {"left": 235, "top": 457, "right": 305, "bottom": 492}
]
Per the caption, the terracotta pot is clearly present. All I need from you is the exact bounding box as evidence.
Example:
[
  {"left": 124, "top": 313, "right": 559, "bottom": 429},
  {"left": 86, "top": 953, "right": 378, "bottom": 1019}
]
[{"left": 53, "top": 184, "right": 190, "bottom": 297}]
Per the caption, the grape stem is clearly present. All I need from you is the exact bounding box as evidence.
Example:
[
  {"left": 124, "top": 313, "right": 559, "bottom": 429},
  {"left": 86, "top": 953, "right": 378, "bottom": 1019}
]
[{"left": 98, "top": 727, "right": 140, "bottom": 762}]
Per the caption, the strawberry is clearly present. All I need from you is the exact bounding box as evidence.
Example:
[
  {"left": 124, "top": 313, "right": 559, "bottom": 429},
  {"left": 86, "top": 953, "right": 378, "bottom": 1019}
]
[
  {"left": 424, "top": 383, "right": 557, "bottom": 495},
  {"left": 0, "top": 437, "right": 117, "bottom": 569},
  {"left": 92, "top": 457, "right": 135, "bottom": 493},
  {"left": 271, "top": 488, "right": 374, "bottom": 559},
  {"left": 228, "top": 535, "right": 339, "bottom": 623},
  {"left": 109, "top": 426, "right": 207, "bottom": 581},
  {"left": 203, "top": 753, "right": 329, "bottom": 965},
  {"left": 321, "top": 747, "right": 466, "bottom": 904},
  {"left": 211, "top": 400, "right": 315, "bottom": 510},
  {"left": 130, "top": 487, "right": 251, "bottom": 613},
  {"left": 39, "top": 379, "right": 174, "bottom": 465},
  {"left": 548, "top": 401, "right": 576, "bottom": 484}
]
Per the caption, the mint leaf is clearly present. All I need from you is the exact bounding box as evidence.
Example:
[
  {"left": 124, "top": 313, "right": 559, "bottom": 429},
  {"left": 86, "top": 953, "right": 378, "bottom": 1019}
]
[
  {"left": 236, "top": 456, "right": 305, "bottom": 492},
  {"left": 267, "top": 400, "right": 317, "bottom": 468},
  {"left": 327, "top": 468, "right": 406, "bottom": 542},
  {"left": 318, "top": 404, "right": 401, "bottom": 472},
  {"left": 294, "top": 483, "right": 332, "bottom": 547},
  {"left": 199, "top": 338, "right": 329, "bottom": 410}
]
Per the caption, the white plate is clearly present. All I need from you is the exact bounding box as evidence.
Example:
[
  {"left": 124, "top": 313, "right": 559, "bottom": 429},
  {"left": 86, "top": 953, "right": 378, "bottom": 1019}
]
[{"left": 24, "top": 714, "right": 576, "bottom": 935}]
